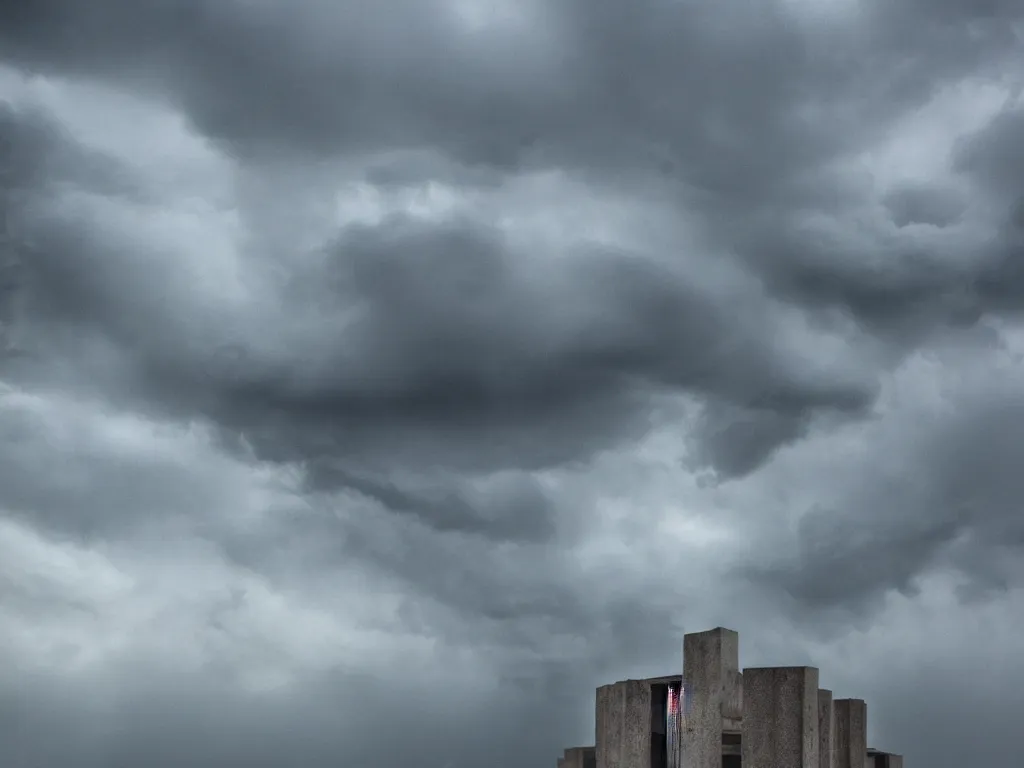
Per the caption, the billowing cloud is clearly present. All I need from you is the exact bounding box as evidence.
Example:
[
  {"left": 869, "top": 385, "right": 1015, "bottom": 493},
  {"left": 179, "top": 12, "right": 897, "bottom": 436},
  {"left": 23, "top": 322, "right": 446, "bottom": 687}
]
[{"left": 1, "top": 1, "right": 1023, "bottom": 766}]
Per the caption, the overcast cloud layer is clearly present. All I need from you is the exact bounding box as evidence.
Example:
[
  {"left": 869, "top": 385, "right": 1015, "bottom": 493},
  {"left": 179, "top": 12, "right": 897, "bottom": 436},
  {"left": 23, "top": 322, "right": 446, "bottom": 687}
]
[{"left": 1, "top": 1, "right": 1023, "bottom": 766}]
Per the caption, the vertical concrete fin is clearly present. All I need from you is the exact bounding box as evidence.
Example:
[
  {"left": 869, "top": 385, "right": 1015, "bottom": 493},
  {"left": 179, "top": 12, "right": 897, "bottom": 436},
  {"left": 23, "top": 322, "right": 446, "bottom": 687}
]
[
  {"left": 596, "top": 680, "right": 652, "bottom": 768},
  {"left": 742, "top": 666, "right": 820, "bottom": 768},
  {"left": 834, "top": 699, "right": 868, "bottom": 768},
  {"left": 681, "top": 627, "right": 741, "bottom": 768},
  {"left": 818, "top": 689, "right": 835, "bottom": 768}
]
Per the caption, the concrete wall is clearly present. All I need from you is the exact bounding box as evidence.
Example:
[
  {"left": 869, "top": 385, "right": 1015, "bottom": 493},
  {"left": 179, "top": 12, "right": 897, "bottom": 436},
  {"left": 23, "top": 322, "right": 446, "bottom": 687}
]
[
  {"left": 596, "top": 680, "right": 652, "bottom": 768},
  {"left": 818, "top": 688, "right": 834, "bottom": 768},
  {"left": 562, "top": 746, "right": 596, "bottom": 768},
  {"left": 742, "top": 666, "right": 820, "bottom": 768},
  {"left": 834, "top": 700, "right": 867, "bottom": 768},
  {"left": 834, "top": 699, "right": 867, "bottom": 768},
  {"left": 681, "top": 627, "right": 741, "bottom": 768}
]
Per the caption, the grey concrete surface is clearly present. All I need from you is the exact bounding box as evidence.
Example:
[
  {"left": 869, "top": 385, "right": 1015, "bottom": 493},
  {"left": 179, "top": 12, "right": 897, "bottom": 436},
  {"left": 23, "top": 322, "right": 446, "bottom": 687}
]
[
  {"left": 742, "top": 666, "right": 820, "bottom": 768},
  {"left": 681, "top": 627, "right": 741, "bottom": 768},
  {"left": 596, "top": 679, "right": 651, "bottom": 768},
  {"left": 818, "top": 688, "right": 834, "bottom": 768},
  {"left": 834, "top": 699, "right": 867, "bottom": 768}
]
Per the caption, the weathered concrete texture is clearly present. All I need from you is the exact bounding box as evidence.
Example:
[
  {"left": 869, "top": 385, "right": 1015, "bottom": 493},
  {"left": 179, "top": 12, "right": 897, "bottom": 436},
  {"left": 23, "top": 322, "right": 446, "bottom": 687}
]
[
  {"left": 562, "top": 746, "right": 596, "bottom": 768},
  {"left": 834, "top": 699, "right": 867, "bottom": 768},
  {"left": 727, "top": 670, "right": 743, "bottom": 732},
  {"left": 681, "top": 627, "right": 741, "bottom": 768},
  {"left": 818, "top": 688, "right": 834, "bottom": 768},
  {"left": 742, "top": 666, "right": 820, "bottom": 768},
  {"left": 596, "top": 680, "right": 651, "bottom": 768}
]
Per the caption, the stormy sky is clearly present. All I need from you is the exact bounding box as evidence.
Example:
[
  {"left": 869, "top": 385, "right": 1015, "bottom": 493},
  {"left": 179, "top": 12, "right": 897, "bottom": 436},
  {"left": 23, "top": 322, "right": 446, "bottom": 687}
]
[{"left": 0, "top": 0, "right": 1022, "bottom": 765}]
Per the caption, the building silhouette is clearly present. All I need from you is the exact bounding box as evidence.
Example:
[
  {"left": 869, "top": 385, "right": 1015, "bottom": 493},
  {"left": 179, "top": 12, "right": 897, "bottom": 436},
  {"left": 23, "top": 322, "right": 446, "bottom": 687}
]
[{"left": 556, "top": 627, "right": 902, "bottom": 768}]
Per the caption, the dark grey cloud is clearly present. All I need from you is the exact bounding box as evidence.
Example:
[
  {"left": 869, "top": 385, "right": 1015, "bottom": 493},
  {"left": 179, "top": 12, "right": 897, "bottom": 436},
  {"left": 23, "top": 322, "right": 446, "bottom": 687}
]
[
  {"left": 2, "top": 0, "right": 1024, "bottom": 766},
  {"left": 883, "top": 184, "right": 967, "bottom": 228},
  {"left": 0, "top": 0, "right": 1010, "bottom": 186},
  {"left": 747, "top": 362, "right": 1024, "bottom": 620},
  {"left": 4, "top": 103, "right": 875, "bottom": 480}
]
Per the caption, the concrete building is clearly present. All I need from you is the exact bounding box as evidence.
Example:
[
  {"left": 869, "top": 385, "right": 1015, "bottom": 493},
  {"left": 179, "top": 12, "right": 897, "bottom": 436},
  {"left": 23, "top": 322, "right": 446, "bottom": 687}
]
[{"left": 557, "top": 627, "right": 903, "bottom": 768}]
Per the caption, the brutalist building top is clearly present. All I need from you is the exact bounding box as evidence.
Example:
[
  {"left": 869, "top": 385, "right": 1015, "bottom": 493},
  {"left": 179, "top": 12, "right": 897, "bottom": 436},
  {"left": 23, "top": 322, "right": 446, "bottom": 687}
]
[{"left": 556, "top": 627, "right": 903, "bottom": 768}]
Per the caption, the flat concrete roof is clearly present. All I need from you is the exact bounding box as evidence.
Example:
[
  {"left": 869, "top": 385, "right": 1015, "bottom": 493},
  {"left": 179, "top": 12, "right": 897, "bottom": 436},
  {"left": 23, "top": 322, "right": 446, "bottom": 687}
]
[{"left": 643, "top": 674, "right": 683, "bottom": 684}]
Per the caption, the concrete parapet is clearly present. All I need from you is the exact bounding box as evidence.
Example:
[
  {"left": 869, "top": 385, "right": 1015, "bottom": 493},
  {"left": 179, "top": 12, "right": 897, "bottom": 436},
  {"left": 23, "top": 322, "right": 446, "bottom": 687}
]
[{"left": 742, "top": 666, "right": 820, "bottom": 768}]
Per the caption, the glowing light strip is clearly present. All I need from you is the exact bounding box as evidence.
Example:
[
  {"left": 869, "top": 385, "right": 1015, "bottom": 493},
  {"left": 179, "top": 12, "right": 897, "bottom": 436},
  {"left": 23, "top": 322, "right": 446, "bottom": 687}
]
[{"left": 666, "top": 681, "right": 683, "bottom": 768}]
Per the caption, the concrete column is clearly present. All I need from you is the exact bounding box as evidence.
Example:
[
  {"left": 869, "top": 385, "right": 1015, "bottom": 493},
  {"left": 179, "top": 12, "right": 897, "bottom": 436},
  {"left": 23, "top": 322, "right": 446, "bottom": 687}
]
[
  {"left": 742, "top": 666, "right": 820, "bottom": 768},
  {"left": 681, "top": 627, "right": 741, "bottom": 768},
  {"left": 596, "top": 680, "right": 651, "bottom": 768},
  {"left": 833, "top": 699, "right": 867, "bottom": 768},
  {"left": 818, "top": 689, "right": 834, "bottom": 768}
]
